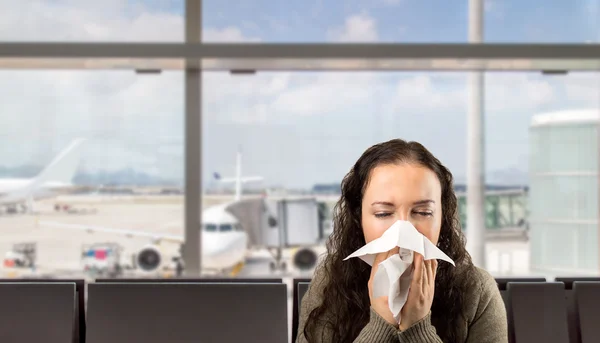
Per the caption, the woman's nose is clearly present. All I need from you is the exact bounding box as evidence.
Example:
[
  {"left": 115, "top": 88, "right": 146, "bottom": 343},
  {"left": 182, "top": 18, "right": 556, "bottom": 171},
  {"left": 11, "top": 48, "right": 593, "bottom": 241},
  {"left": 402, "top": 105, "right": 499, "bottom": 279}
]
[{"left": 397, "top": 211, "right": 409, "bottom": 221}]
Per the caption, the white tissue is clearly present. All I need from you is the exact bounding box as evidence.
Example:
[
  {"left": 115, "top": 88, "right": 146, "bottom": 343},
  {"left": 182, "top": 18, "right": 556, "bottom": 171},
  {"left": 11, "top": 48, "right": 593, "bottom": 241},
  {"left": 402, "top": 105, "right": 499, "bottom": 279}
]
[{"left": 343, "top": 220, "right": 455, "bottom": 322}]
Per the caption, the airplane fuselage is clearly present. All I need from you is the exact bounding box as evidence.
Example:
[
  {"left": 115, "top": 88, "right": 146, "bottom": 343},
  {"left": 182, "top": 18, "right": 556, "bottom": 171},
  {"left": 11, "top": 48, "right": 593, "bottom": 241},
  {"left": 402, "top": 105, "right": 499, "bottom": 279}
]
[
  {"left": 201, "top": 230, "right": 248, "bottom": 270},
  {"left": 0, "top": 179, "right": 74, "bottom": 205}
]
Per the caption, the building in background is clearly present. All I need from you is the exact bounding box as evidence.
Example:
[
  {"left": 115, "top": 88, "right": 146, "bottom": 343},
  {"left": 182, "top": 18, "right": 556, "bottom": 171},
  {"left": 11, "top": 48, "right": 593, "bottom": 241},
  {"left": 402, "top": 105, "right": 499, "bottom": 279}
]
[{"left": 529, "top": 109, "right": 599, "bottom": 275}]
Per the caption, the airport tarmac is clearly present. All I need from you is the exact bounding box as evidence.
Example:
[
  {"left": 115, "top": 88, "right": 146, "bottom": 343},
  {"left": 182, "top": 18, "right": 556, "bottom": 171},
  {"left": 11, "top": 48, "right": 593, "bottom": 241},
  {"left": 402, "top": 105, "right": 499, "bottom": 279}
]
[{"left": 0, "top": 194, "right": 533, "bottom": 342}]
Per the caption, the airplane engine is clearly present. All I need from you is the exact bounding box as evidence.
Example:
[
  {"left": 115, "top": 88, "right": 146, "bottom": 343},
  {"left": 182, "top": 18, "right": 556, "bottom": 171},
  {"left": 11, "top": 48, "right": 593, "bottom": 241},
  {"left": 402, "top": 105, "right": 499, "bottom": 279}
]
[
  {"left": 292, "top": 247, "right": 319, "bottom": 271},
  {"left": 136, "top": 245, "right": 163, "bottom": 272}
]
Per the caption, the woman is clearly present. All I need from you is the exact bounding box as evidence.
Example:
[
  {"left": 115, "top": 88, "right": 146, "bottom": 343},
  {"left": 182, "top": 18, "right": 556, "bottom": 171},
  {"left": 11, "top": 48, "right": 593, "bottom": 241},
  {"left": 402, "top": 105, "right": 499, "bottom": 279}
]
[{"left": 296, "top": 139, "right": 507, "bottom": 343}]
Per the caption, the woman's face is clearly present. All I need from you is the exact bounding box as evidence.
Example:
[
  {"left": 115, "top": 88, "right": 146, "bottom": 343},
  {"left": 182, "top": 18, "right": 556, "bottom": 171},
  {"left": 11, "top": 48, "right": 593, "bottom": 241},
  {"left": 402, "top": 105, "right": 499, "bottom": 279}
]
[{"left": 361, "top": 163, "right": 442, "bottom": 245}]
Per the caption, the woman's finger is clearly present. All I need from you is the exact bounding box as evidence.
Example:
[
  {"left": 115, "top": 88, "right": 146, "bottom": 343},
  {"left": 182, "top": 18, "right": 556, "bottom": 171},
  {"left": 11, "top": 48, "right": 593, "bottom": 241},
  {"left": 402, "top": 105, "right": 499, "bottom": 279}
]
[
  {"left": 389, "top": 246, "right": 400, "bottom": 258},
  {"left": 412, "top": 253, "right": 423, "bottom": 288},
  {"left": 426, "top": 260, "right": 435, "bottom": 290},
  {"left": 421, "top": 258, "right": 429, "bottom": 292}
]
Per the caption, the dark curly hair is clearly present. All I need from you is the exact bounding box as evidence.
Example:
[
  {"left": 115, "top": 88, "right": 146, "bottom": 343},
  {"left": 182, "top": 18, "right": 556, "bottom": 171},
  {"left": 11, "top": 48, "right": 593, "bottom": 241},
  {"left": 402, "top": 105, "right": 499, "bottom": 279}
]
[{"left": 303, "top": 138, "right": 475, "bottom": 343}]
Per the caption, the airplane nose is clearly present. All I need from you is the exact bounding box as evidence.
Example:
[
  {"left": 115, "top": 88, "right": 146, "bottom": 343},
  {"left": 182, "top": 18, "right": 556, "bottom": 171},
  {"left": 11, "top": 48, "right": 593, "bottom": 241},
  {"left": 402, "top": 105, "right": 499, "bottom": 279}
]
[{"left": 203, "top": 236, "right": 231, "bottom": 258}]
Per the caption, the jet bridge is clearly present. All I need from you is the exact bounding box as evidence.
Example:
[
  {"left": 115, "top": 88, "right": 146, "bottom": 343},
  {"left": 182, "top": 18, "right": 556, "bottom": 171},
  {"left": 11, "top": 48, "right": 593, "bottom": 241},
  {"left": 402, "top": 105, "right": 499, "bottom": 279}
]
[{"left": 225, "top": 197, "right": 324, "bottom": 272}]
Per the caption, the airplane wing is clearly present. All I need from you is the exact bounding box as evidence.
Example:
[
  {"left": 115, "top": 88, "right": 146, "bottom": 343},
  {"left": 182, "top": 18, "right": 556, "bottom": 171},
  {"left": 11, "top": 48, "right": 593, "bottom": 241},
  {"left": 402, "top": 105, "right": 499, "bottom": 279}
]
[{"left": 38, "top": 220, "right": 184, "bottom": 244}]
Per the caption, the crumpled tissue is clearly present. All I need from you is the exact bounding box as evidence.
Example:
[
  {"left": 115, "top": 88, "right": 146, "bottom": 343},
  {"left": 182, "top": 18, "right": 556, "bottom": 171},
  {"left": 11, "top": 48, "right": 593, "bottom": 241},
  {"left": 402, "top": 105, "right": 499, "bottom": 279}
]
[{"left": 343, "top": 220, "right": 455, "bottom": 322}]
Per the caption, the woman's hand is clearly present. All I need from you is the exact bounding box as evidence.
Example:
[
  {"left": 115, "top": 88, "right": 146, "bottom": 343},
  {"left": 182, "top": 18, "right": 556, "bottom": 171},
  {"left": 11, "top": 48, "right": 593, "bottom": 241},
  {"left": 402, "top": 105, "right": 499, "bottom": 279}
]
[
  {"left": 368, "top": 248, "right": 399, "bottom": 327},
  {"left": 399, "top": 254, "right": 438, "bottom": 331}
]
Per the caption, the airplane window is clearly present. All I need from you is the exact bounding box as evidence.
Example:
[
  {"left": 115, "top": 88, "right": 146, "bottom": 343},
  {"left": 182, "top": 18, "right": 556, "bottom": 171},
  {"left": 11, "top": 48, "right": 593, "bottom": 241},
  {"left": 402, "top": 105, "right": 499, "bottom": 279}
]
[
  {"left": 220, "top": 224, "right": 233, "bottom": 232},
  {"left": 204, "top": 224, "right": 217, "bottom": 232}
]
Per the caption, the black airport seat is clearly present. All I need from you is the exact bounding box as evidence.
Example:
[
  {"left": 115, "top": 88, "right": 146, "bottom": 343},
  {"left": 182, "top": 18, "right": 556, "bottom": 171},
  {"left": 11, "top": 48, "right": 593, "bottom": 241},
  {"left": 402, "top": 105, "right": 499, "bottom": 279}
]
[
  {"left": 86, "top": 282, "right": 288, "bottom": 343},
  {"left": 292, "top": 278, "right": 311, "bottom": 341},
  {"left": 507, "top": 282, "right": 569, "bottom": 343},
  {"left": 95, "top": 277, "right": 283, "bottom": 283},
  {"left": 495, "top": 277, "right": 546, "bottom": 309},
  {"left": 0, "top": 278, "right": 85, "bottom": 343},
  {"left": 573, "top": 281, "right": 600, "bottom": 343},
  {"left": 0, "top": 282, "right": 77, "bottom": 343},
  {"left": 555, "top": 277, "right": 600, "bottom": 343}
]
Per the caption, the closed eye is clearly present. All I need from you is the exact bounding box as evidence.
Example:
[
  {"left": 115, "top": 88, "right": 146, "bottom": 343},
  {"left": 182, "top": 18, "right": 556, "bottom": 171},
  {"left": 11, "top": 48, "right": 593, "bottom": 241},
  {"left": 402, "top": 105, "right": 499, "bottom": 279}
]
[
  {"left": 374, "top": 212, "right": 392, "bottom": 218},
  {"left": 415, "top": 211, "right": 433, "bottom": 217}
]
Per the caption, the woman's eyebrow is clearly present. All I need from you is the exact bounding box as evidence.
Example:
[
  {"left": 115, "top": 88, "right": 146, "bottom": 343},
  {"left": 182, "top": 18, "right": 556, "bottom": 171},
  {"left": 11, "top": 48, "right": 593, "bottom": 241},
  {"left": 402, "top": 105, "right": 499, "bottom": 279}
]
[
  {"left": 371, "top": 201, "right": 394, "bottom": 206},
  {"left": 413, "top": 199, "right": 435, "bottom": 206},
  {"left": 371, "top": 199, "right": 435, "bottom": 206}
]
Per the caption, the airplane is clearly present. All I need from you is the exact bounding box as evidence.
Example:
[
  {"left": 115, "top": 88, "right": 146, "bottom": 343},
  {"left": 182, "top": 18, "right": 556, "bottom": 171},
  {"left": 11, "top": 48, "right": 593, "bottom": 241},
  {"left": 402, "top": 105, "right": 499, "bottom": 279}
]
[
  {"left": 38, "top": 148, "right": 265, "bottom": 276},
  {"left": 0, "top": 139, "right": 86, "bottom": 214}
]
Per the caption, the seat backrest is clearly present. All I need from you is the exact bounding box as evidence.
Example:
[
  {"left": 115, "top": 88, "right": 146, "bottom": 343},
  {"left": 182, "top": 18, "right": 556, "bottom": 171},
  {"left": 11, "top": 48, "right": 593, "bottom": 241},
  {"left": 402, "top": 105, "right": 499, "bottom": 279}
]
[
  {"left": 495, "top": 277, "right": 546, "bottom": 311},
  {"left": 496, "top": 277, "right": 547, "bottom": 290},
  {"left": 95, "top": 278, "right": 282, "bottom": 283},
  {"left": 86, "top": 282, "right": 288, "bottom": 343},
  {"left": 0, "top": 278, "right": 84, "bottom": 343},
  {"left": 555, "top": 277, "right": 600, "bottom": 343},
  {"left": 507, "top": 282, "right": 569, "bottom": 343},
  {"left": 292, "top": 278, "right": 311, "bottom": 342},
  {"left": 0, "top": 282, "right": 77, "bottom": 343},
  {"left": 555, "top": 277, "right": 600, "bottom": 290},
  {"left": 298, "top": 282, "right": 310, "bottom": 304},
  {"left": 573, "top": 281, "right": 600, "bottom": 343}
]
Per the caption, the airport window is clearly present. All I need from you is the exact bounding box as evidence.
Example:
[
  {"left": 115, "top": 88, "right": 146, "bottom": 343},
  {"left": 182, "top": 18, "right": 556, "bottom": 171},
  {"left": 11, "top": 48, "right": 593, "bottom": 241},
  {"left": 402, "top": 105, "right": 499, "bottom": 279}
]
[
  {"left": 3, "top": 1, "right": 596, "bottom": 44},
  {"left": 202, "top": 0, "right": 599, "bottom": 43},
  {"left": 1, "top": 0, "right": 600, "bottom": 284},
  {"left": 0, "top": 68, "right": 184, "bottom": 279},
  {"left": 0, "top": 1, "right": 185, "bottom": 42},
  {"left": 202, "top": 70, "right": 600, "bottom": 277}
]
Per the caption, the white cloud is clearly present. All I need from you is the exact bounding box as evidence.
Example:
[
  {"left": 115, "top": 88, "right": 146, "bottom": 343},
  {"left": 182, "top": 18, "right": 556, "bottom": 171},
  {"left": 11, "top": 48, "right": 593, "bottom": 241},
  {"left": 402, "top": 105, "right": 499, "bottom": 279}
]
[
  {"left": 203, "top": 27, "right": 261, "bottom": 42},
  {"left": 270, "top": 73, "right": 380, "bottom": 116},
  {"left": 392, "top": 74, "right": 467, "bottom": 112},
  {"left": 485, "top": 74, "right": 556, "bottom": 112},
  {"left": 385, "top": 73, "right": 565, "bottom": 116},
  {"left": 0, "top": 0, "right": 182, "bottom": 42},
  {"left": 0, "top": 0, "right": 261, "bottom": 43},
  {"left": 328, "top": 13, "right": 379, "bottom": 42}
]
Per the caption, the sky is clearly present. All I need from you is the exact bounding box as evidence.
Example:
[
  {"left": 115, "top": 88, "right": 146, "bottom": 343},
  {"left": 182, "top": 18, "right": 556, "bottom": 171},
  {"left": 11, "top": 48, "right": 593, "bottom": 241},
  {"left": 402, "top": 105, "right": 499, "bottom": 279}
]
[{"left": 1, "top": 0, "right": 600, "bottom": 188}]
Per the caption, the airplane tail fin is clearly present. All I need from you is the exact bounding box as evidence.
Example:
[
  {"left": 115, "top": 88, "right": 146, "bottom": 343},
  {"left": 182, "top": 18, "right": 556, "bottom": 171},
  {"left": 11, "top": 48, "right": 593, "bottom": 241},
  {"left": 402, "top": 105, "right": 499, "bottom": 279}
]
[
  {"left": 213, "top": 148, "right": 263, "bottom": 201},
  {"left": 31, "top": 138, "right": 86, "bottom": 188}
]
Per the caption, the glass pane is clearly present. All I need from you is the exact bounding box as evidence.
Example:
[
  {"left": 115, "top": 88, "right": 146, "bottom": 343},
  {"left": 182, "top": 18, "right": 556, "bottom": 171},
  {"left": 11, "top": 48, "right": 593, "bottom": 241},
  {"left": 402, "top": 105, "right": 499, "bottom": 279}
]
[
  {"left": 203, "top": 71, "right": 600, "bottom": 277},
  {"left": 0, "top": 70, "right": 183, "bottom": 277},
  {"left": 0, "top": 0, "right": 184, "bottom": 42},
  {"left": 4, "top": 0, "right": 600, "bottom": 44},
  {"left": 486, "top": 0, "right": 600, "bottom": 43},
  {"left": 530, "top": 123, "right": 598, "bottom": 173},
  {"left": 204, "top": 0, "right": 600, "bottom": 43},
  {"left": 203, "top": 0, "right": 468, "bottom": 43},
  {"left": 529, "top": 175, "right": 598, "bottom": 221},
  {"left": 530, "top": 223, "right": 598, "bottom": 273}
]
